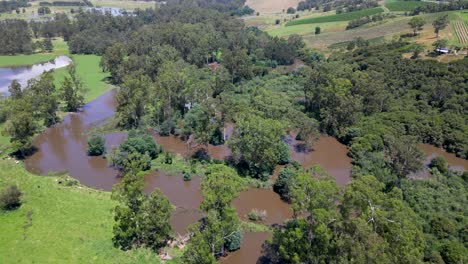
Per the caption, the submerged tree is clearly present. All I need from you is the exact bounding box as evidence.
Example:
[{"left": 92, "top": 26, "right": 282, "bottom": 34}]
[
  {"left": 228, "top": 114, "right": 286, "bottom": 179},
  {"left": 61, "top": 65, "right": 85, "bottom": 112},
  {"left": 183, "top": 165, "right": 243, "bottom": 262},
  {"left": 112, "top": 171, "right": 173, "bottom": 251}
]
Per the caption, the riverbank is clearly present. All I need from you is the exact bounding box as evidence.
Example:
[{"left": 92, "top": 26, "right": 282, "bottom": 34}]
[
  {"left": 0, "top": 38, "right": 69, "bottom": 68},
  {"left": 0, "top": 159, "right": 175, "bottom": 263}
]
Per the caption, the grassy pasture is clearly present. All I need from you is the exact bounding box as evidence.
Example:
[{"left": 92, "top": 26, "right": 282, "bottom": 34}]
[
  {"left": 385, "top": 1, "right": 430, "bottom": 12},
  {"left": 0, "top": 38, "right": 68, "bottom": 67},
  {"left": 286, "top": 7, "right": 384, "bottom": 26},
  {"left": 0, "top": 159, "right": 169, "bottom": 264}
]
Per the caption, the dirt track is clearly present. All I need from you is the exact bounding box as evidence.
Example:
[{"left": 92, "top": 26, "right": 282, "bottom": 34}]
[{"left": 245, "top": 0, "right": 301, "bottom": 14}]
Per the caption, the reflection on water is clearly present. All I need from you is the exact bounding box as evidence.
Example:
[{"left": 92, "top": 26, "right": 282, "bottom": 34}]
[{"left": 0, "top": 56, "right": 72, "bottom": 95}]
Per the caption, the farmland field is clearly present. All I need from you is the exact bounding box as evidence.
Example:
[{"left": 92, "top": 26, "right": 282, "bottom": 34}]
[
  {"left": 453, "top": 20, "right": 468, "bottom": 45},
  {"left": 245, "top": 0, "right": 300, "bottom": 13},
  {"left": 286, "top": 7, "right": 384, "bottom": 26},
  {"left": 385, "top": 1, "right": 430, "bottom": 12}
]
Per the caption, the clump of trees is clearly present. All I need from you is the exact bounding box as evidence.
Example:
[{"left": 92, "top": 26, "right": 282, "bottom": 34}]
[
  {"left": 228, "top": 114, "right": 287, "bottom": 180},
  {"left": 2, "top": 71, "right": 60, "bottom": 156},
  {"left": 0, "top": 185, "right": 22, "bottom": 210},
  {"left": 112, "top": 162, "right": 173, "bottom": 251},
  {"left": 60, "top": 65, "right": 85, "bottom": 112},
  {"left": 265, "top": 169, "right": 425, "bottom": 263},
  {"left": 87, "top": 135, "right": 105, "bottom": 156},
  {"left": 107, "top": 131, "right": 161, "bottom": 172},
  {"left": 0, "top": 19, "right": 32, "bottom": 55},
  {"left": 182, "top": 165, "right": 243, "bottom": 262},
  {"left": 408, "top": 16, "right": 425, "bottom": 36}
]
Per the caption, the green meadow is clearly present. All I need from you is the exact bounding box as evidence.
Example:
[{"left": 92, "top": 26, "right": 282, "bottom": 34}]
[
  {"left": 0, "top": 159, "right": 170, "bottom": 264},
  {"left": 286, "top": 7, "right": 384, "bottom": 26},
  {"left": 385, "top": 1, "right": 430, "bottom": 12}
]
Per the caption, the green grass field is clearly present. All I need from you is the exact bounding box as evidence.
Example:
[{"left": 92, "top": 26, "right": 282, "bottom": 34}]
[
  {"left": 269, "top": 21, "right": 347, "bottom": 37},
  {"left": 286, "top": 7, "right": 384, "bottom": 26},
  {"left": 385, "top": 1, "right": 430, "bottom": 12},
  {"left": 0, "top": 38, "right": 69, "bottom": 67},
  {"left": 54, "top": 55, "right": 112, "bottom": 102},
  {"left": 0, "top": 159, "right": 173, "bottom": 264}
]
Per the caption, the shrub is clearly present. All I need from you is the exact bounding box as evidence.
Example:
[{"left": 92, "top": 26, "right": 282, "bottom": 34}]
[
  {"left": 287, "top": 7, "right": 296, "bottom": 14},
  {"left": 87, "top": 135, "right": 106, "bottom": 156},
  {"left": 164, "top": 152, "right": 173, "bottom": 164},
  {"left": 278, "top": 142, "right": 291, "bottom": 165},
  {"left": 0, "top": 185, "right": 22, "bottom": 210},
  {"left": 247, "top": 208, "right": 267, "bottom": 221},
  {"left": 225, "top": 230, "right": 243, "bottom": 251},
  {"left": 273, "top": 167, "right": 296, "bottom": 201},
  {"left": 183, "top": 171, "right": 192, "bottom": 181},
  {"left": 429, "top": 156, "right": 448, "bottom": 174},
  {"left": 120, "top": 131, "right": 160, "bottom": 159}
]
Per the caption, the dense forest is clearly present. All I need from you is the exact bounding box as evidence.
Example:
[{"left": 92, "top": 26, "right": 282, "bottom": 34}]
[{"left": 0, "top": 0, "right": 467, "bottom": 263}]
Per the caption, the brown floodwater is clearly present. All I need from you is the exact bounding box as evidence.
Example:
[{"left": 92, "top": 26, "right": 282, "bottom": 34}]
[
  {"left": 233, "top": 188, "right": 292, "bottom": 225},
  {"left": 221, "top": 232, "right": 271, "bottom": 264},
  {"left": 286, "top": 133, "right": 352, "bottom": 185},
  {"left": 143, "top": 172, "right": 203, "bottom": 234},
  {"left": 24, "top": 90, "right": 202, "bottom": 234},
  {"left": 153, "top": 133, "right": 231, "bottom": 161},
  {"left": 24, "top": 90, "right": 125, "bottom": 190},
  {"left": 413, "top": 144, "right": 468, "bottom": 178}
]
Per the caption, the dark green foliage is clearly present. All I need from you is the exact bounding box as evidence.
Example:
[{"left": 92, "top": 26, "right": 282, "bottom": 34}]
[
  {"left": 60, "top": 65, "right": 85, "bottom": 112},
  {"left": 277, "top": 142, "right": 291, "bottom": 165},
  {"left": 112, "top": 172, "right": 173, "bottom": 251},
  {"left": 273, "top": 166, "right": 299, "bottom": 201},
  {"left": 183, "top": 165, "right": 243, "bottom": 261},
  {"left": 0, "top": 185, "right": 22, "bottom": 210},
  {"left": 87, "top": 135, "right": 105, "bottom": 156},
  {"left": 228, "top": 114, "right": 285, "bottom": 179},
  {"left": 315, "top": 26, "right": 321, "bottom": 34},
  {"left": 0, "top": 19, "right": 32, "bottom": 55},
  {"left": 183, "top": 171, "right": 192, "bottom": 181},
  {"left": 402, "top": 169, "right": 467, "bottom": 261},
  {"left": 37, "top": 6, "right": 51, "bottom": 15},
  {"left": 43, "top": 38, "right": 53, "bottom": 52},
  {"left": 429, "top": 156, "right": 448, "bottom": 174},
  {"left": 108, "top": 131, "right": 159, "bottom": 172},
  {"left": 225, "top": 230, "right": 242, "bottom": 251},
  {"left": 0, "top": 0, "right": 30, "bottom": 13},
  {"left": 120, "top": 131, "right": 160, "bottom": 159}
]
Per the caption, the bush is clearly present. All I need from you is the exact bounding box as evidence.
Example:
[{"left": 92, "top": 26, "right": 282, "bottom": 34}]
[
  {"left": 429, "top": 156, "right": 448, "bottom": 174},
  {"left": 278, "top": 142, "right": 291, "bottom": 165},
  {"left": 0, "top": 185, "right": 22, "bottom": 210},
  {"left": 287, "top": 7, "right": 296, "bottom": 14},
  {"left": 120, "top": 131, "right": 160, "bottom": 159},
  {"left": 248, "top": 208, "right": 267, "bottom": 221},
  {"left": 225, "top": 230, "right": 243, "bottom": 251},
  {"left": 273, "top": 167, "right": 296, "bottom": 201},
  {"left": 164, "top": 152, "right": 173, "bottom": 164},
  {"left": 87, "top": 135, "right": 106, "bottom": 156},
  {"left": 183, "top": 171, "right": 192, "bottom": 181}
]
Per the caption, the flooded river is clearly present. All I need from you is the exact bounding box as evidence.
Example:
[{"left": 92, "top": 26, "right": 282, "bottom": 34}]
[
  {"left": 221, "top": 232, "right": 271, "bottom": 264},
  {"left": 413, "top": 144, "right": 468, "bottom": 178},
  {"left": 0, "top": 56, "right": 71, "bottom": 95}
]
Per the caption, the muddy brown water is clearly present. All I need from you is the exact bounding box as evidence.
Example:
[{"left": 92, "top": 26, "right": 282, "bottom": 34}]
[
  {"left": 413, "top": 144, "right": 468, "bottom": 178},
  {"left": 221, "top": 231, "right": 271, "bottom": 264},
  {"left": 233, "top": 188, "right": 292, "bottom": 225},
  {"left": 286, "top": 133, "right": 352, "bottom": 185}
]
